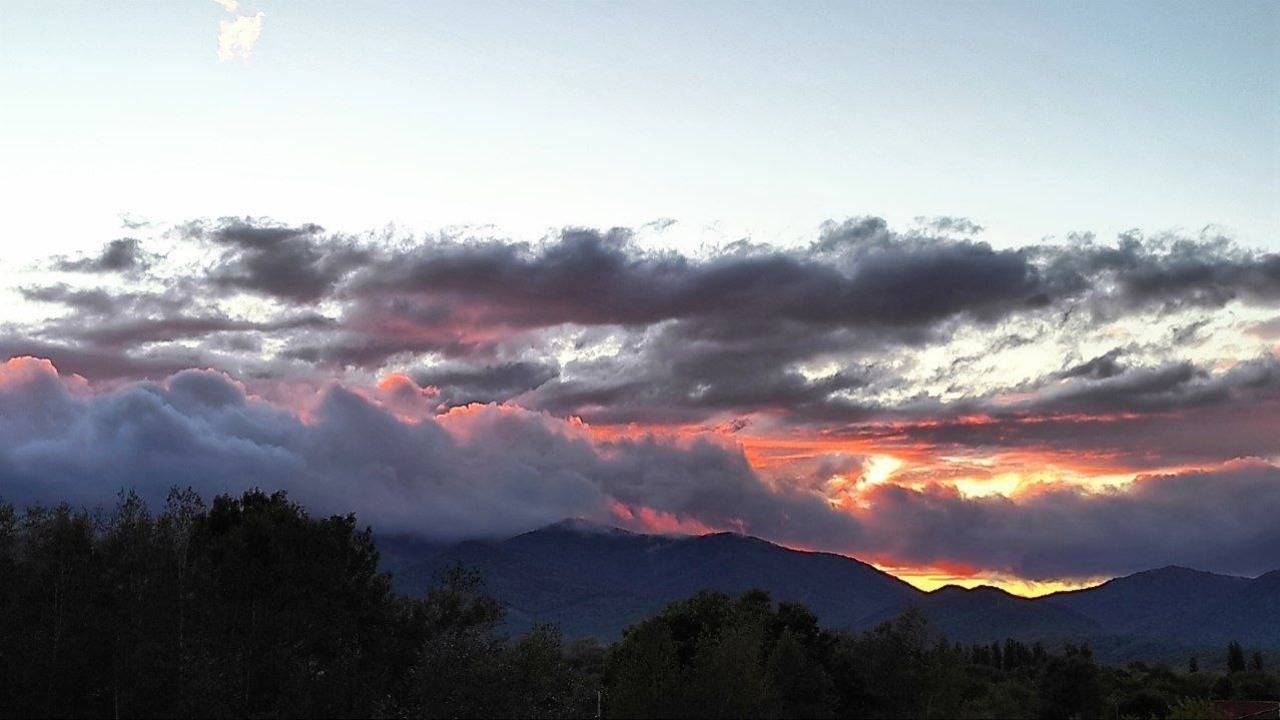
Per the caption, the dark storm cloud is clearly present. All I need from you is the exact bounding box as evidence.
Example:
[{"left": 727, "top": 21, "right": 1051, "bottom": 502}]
[
  {"left": 19, "top": 284, "right": 185, "bottom": 316},
  {"left": 839, "top": 357, "right": 1280, "bottom": 467},
  {"left": 19, "top": 282, "right": 206, "bottom": 323},
  {"left": 355, "top": 219, "right": 1053, "bottom": 331},
  {"left": 280, "top": 330, "right": 493, "bottom": 369},
  {"left": 0, "top": 339, "right": 212, "bottom": 381},
  {"left": 53, "top": 238, "right": 152, "bottom": 274},
  {"left": 14, "top": 217, "right": 1280, "bottom": 433},
  {"left": 1032, "top": 355, "right": 1279, "bottom": 415},
  {"left": 21, "top": 285, "right": 122, "bottom": 315},
  {"left": 1041, "top": 362, "right": 1207, "bottom": 412},
  {"left": 187, "top": 218, "right": 373, "bottom": 303},
  {"left": 410, "top": 360, "right": 559, "bottom": 406},
  {"left": 12, "top": 279, "right": 334, "bottom": 379},
  {"left": 305, "top": 219, "right": 1278, "bottom": 400},
  {"left": 1056, "top": 348, "right": 1127, "bottom": 380},
  {"left": 72, "top": 313, "right": 334, "bottom": 348},
  {"left": 139, "top": 217, "right": 1278, "bottom": 340},
  {"left": 527, "top": 319, "right": 879, "bottom": 426},
  {"left": 1039, "top": 231, "right": 1280, "bottom": 315},
  {"left": 1, "top": 357, "right": 1276, "bottom": 579}
]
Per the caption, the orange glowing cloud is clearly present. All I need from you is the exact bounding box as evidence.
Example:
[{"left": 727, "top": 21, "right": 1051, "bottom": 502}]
[
  {"left": 0, "top": 356, "right": 89, "bottom": 394},
  {"left": 609, "top": 500, "right": 722, "bottom": 536}
]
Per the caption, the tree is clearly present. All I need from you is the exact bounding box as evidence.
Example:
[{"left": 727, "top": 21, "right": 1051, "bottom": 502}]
[
  {"left": 1228, "top": 641, "right": 1247, "bottom": 673},
  {"left": 1171, "top": 698, "right": 1217, "bottom": 719},
  {"left": 766, "top": 627, "right": 836, "bottom": 718},
  {"left": 0, "top": 489, "right": 611, "bottom": 719},
  {"left": 410, "top": 565, "right": 511, "bottom": 718},
  {"left": 1038, "top": 646, "right": 1102, "bottom": 720},
  {"left": 505, "top": 625, "right": 597, "bottom": 719},
  {"left": 605, "top": 620, "right": 683, "bottom": 719},
  {"left": 9, "top": 487, "right": 1279, "bottom": 720},
  {"left": 687, "top": 612, "right": 771, "bottom": 719},
  {"left": 605, "top": 589, "right": 845, "bottom": 719}
]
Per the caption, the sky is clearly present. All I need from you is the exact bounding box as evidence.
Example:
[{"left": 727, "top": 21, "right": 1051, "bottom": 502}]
[{"left": 1, "top": 1, "right": 1278, "bottom": 595}]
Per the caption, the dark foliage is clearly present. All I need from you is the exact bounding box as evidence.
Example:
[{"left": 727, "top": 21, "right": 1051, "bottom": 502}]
[
  {"left": 1, "top": 490, "right": 1277, "bottom": 719},
  {"left": 0, "top": 489, "right": 597, "bottom": 719},
  {"left": 604, "top": 592, "right": 1280, "bottom": 719}
]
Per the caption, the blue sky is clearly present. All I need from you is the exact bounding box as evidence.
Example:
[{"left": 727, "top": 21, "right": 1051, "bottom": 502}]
[{"left": 3, "top": 0, "right": 1277, "bottom": 255}]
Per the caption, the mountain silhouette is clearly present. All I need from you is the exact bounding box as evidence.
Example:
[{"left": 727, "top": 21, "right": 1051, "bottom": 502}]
[{"left": 381, "top": 520, "right": 1280, "bottom": 658}]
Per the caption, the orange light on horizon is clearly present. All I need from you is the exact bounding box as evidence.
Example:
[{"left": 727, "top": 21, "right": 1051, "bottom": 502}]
[{"left": 872, "top": 562, "right": 1105, "bottom": 598}]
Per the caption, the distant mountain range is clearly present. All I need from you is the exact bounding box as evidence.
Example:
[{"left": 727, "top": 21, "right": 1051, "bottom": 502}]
[{"left": 379, "top": 519, "right": 1280, "bottom": 663}]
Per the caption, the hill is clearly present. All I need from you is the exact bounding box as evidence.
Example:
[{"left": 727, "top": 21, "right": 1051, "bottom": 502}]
[
  {"left": 381, "top": 520, "right": 1280, "bottom": 658},
  {"left": 387, "top": 519, "right": 918, "bottom": 638},
  {"left": 1044, "top": 566, "right": 1280, "bottom": 649}
]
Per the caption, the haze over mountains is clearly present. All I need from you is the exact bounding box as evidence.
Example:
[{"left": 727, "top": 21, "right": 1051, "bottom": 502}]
[{"left": 381, "top": 519, "right": 1280, "bottom": 662}]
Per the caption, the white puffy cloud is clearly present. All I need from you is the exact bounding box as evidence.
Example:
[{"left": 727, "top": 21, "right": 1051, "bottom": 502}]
[{"left": 217, "top": 11, "right": 264, "bottom": 62}]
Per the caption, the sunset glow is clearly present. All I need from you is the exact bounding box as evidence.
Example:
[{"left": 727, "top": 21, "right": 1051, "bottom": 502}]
[
  {"left": 2, "top": 0, "right": 1277, "bottom": 597},
  {"left": 3, "top": 5, "right": 1279, "bottom": 718}
]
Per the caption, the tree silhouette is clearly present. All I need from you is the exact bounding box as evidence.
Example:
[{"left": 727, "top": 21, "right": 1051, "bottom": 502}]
[
  {"left": 3, "top": 488, "right": 1279, "bottom": 719},
  {"left": 1228, "top": 641, "right": 1247, "bottom": 673}
]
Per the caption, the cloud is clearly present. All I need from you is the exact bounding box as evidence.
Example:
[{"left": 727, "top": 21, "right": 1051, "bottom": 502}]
[
  {"left": 1055, "top": 348, "right": 1127, "bottom": 380},
  {"left": 0, "top": 357, "right": 853, "bottom": 545},
  {"left": 187, "top": 218, "right": 371, "bottom": 302},
  {"left": 217, "top": 11, "right": 264, "bottom": 62},
  {"left": 1248, "top": 315, "right": 1280, "bottom": 340},
  {"left": 0, "top": 339, "right": 213, "bottom": 382},
  {"left": 915, "top": 216, "right": 985, "bottom": 236},
  {"left": 1037, "top": 230, "right": 1280, "bottom": 316},
  {"left": 11, "top": 218, "right": 1279, "bottom": 439},
  {"left": 524, "top": 319, "right": 875, "bottom": 426},
  {"left": 70, "top": 313, "right": 334, "bottom": 349},
  {"left": 13, "top": 219, "right": 1279, "bottom": 366},
  {"left": 212, "top": 0, "right": 240, "bottom": 12},
  {"left": 816, "top": 355, "right": 1280, "bottom": 469},
  {"left": 7, "top": 216, "right": 1279, "bottom": 541},
  {"left": 53, "top": 238, "right": 152, "bottom": 275},
  {"left": 410, "top": 360, "right": 560, "bottom": 407},
  {"left": 855, "top": 461, "right": 1280, "bottom": 580},
  {"left": 352, "top": 221, "right": 1054, "bottom": 332},
  {"left": 2, "top": 357, "right": 1278, "bottom": 580}
]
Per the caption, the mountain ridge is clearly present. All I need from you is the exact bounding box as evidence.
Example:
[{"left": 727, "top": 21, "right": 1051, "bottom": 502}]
[{"left": 381, "top": 519, "right": 1280, "bottom": 660}]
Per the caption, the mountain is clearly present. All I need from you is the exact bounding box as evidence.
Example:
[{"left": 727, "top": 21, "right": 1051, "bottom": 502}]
[
  {"left": 1043, "top": 566, "right": 1280, "bottom": 648},
  {"left": 385, "top": 518, "right": 917, "bottom": 639},
  {"left": 1043, "top": 566, "right": 1251, "bottom": 634},
  {"left": 898, "top": 585, "right": 1100, "bottom": 644},
  {"left": 380, "top": 520, "right": 1280, "bottom": 657},
  {"left": 1206, "top": 570, "right": 1280, "bottom": 646}
]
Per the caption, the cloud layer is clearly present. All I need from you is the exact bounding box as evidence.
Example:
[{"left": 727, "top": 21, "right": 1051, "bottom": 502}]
[
  {"left": 0, "top": 357, "right": 1276, "bottom": 580},
  {"left": 3, "top": 215, "right": 1278, "bottom": 583}
]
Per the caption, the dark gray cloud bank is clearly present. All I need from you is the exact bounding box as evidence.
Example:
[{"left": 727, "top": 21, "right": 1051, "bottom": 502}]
[
  {"left": 14, "top": 217, "right": 1279, "bottom": 369},
  {"left": 3, "top": 216, "right": 1279, "bottom": 579},
  {"left": 52, "top": 237, "right": 153, "bottom": 275},
  {"left": 11, "top": 217, "right": 1278, "bottom": 418}
]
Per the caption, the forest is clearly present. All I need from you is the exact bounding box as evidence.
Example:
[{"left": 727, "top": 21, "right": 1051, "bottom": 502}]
[{"left": 1, "top": 489, "right": 1277, "bottom": 719}]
